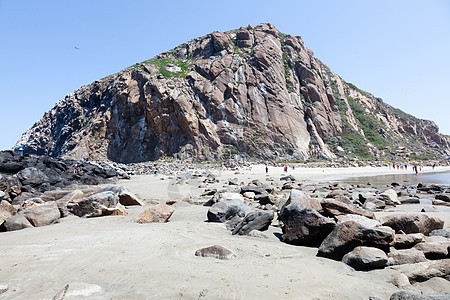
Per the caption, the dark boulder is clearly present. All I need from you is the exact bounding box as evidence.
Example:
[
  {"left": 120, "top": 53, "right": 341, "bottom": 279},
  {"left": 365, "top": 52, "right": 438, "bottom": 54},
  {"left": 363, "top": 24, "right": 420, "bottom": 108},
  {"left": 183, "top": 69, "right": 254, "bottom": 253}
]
[
  {"left": 380, "top": 213, "right": 444, "bottom": 235},
  {"left": 279, "top": 203, "right": 335, "bottom": 246},
  {"left": 232, "top": 210, "right": 274, "bottom": 235},
  {"left": 342, "top": 246, "right": 388, "bottom": 271}
]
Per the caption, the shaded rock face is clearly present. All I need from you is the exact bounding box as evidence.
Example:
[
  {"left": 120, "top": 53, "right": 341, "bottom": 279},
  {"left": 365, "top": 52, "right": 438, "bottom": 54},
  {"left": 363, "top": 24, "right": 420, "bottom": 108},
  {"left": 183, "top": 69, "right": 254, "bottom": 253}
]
[
  {"left": 16, "top": 23, "right": 450, "bottom": 162},
  {"left": 279, "top": 203, "right": 335, "bottom": 246}
]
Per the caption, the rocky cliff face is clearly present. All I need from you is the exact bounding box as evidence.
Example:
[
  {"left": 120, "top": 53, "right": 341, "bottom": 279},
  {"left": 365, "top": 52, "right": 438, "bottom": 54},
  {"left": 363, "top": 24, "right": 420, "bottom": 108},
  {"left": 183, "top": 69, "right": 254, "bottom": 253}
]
[{"left": 17, "top": 23, "right": 450, "bottom": 162}]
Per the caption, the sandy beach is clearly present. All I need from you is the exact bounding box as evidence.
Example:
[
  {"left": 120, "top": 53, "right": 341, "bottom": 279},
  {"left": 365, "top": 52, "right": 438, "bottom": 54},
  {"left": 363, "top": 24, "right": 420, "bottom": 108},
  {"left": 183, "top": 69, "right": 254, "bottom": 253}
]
[{"left": 1, "top": 165, "right": 449, "bottom": 299}]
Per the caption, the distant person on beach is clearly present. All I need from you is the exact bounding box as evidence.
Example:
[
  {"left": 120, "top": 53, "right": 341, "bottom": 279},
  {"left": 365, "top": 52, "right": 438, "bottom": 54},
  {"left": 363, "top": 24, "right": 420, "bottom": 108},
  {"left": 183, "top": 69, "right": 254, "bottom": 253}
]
[
  {"left": 433, "top": 164, "right": 436, "bottom": 170},
  {"left": 265, "top": 165, "right": 268, "bottom": 173},
  {"left": 73, "top": 164, "right": 79, "bottom": 174},
  {"left": 284, "top": 165, "right": 288, "bottom": 172},
  {"left": 18, "top": 145, "right": 24, "bottom": 156}
]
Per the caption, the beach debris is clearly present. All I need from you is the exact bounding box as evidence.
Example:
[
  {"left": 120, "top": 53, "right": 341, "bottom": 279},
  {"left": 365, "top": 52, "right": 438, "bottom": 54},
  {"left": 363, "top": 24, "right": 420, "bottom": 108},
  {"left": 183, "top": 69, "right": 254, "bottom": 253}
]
[
  {"left": 134, "top": 204, "right": 175, "bottom": 223},
  {"left": 342, "top": 246, "right": 388, "bottom": 271},
  {"left": 195, "top": 245, "right": 236, "bottom": 260},
  {"left": 380, "top": 214, "right": 444, "bottom": 235}
]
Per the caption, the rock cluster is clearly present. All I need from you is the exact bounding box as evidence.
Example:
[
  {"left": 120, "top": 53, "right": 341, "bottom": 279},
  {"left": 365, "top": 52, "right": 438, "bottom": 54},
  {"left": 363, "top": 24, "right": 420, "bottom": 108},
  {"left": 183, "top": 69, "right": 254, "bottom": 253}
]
[
  {"left": 0, "top": 151, "right": 138, "bottom": 231},
  {"left": 198, "top": 174, "right": 449, "bottom": 284}
]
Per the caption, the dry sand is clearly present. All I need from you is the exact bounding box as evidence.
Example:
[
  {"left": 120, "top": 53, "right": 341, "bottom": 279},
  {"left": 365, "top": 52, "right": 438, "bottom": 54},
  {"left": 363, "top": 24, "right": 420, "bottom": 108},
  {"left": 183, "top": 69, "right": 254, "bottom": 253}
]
[{"left": 1, "top": 165, "right": 450, "bottom": 299}]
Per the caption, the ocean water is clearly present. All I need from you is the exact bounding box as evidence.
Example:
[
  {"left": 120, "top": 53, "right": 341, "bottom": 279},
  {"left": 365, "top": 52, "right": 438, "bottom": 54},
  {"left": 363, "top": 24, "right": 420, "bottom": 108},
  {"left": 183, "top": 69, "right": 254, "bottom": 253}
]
[{"left": 344, "top": 171, "right": 450, "bottom": 186}]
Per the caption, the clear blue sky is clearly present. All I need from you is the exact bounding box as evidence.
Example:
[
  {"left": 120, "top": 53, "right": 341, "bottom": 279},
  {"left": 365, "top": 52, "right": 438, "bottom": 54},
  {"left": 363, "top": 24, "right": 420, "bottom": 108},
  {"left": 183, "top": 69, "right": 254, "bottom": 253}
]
[{"left": 1, "top": 0, "right": 449, "bottom": 150}]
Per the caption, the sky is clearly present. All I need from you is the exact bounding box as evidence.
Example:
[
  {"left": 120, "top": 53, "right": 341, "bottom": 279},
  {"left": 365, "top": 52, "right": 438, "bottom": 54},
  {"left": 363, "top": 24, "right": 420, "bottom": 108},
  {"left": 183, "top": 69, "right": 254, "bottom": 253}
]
[{"left": 0, "top": 0, "right": 449, "bottom": 150}]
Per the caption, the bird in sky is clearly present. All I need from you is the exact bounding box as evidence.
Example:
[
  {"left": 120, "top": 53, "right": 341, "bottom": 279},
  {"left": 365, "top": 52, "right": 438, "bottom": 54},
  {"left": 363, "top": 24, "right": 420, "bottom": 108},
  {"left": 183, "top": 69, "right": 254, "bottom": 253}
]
[{"left": 74, "top": 46, "right": 79, "bottom": 50}]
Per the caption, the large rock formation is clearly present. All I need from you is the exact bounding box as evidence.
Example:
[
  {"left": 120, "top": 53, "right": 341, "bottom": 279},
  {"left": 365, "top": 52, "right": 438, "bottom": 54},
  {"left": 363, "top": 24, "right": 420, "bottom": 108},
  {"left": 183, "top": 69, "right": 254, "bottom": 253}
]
[{"left": 16, "top": 23, "right": 450, "bottom": 162}]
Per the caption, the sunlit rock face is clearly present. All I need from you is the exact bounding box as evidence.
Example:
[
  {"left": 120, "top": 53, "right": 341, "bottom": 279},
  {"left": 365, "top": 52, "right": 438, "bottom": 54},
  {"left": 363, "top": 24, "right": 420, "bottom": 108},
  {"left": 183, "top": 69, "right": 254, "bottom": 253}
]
[{"left": 17, "top": 23, "right": 450, "bottom": 162}]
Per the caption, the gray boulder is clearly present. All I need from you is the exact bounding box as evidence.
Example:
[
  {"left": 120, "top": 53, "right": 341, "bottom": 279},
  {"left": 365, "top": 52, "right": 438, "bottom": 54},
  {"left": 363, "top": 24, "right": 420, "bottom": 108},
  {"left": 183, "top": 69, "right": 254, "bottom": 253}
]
[
  {"left": 0, "top": 191, "right": 4, "bottom": 201},
  {"left": 280, "top": 189, "right": 322, "bottom": 212},
  {"left": 414, "top": 242, "right": 449, "bottom": 260},
  {"left": 232, "top": 210, "right": 274, "bottom": 235},
  {"left": 380, "top": 213, "right": 444, "bottom": 235},
  {"left": 195, "top": 245, "right": 236, "bottom": 260},
  {"left": 23, "top": 202, "right": 60, "bottom": 227},
  {"left": 390, "top": 291, "right": 450, "bottom": 300},
  {"left": 207, "top": 199, "right": 245, "bottom": 223},
  {"left": 391, "top": 259, "right": 450, "bottom": 283},
  {"left": 321, "top": 199, "right": 375, "bottom": 219},
  {"left": 393, "top": 233, "right": 425, "bottom": 249},
  {"left": 379, "top": 189, "right": 401, "bottom": 205},
  {"left": 17, "top": 167, "right": 48, "bottom": 186},
  {"left": 317, "top": 221, "right": 394, "bottom": 260},
  {"left": 99, "top": 185, "right": 143, "bottom": 206},
  {"left": 342, "top": 246, "right": 388, "bottom": 271},
  {"left": 429, "top": 229, "right": 450, "bottom": 239},
  {"left": 388, "top": 248, "right": 427, "bottom": 265},
  {"left": 363, "top": 197, "right": 386, "bottom": 211},
  {"left": 67, "top": 191, "right": 120, "bottom": 217},
  {"left": 4, "top": 213, "right": 33, "bottom": 231},
  {"left": 337, "top": 214, "right": 381, "bottom": 228},
  {"left": 279, "top": 203, "right": 335, "bottom": 246}
]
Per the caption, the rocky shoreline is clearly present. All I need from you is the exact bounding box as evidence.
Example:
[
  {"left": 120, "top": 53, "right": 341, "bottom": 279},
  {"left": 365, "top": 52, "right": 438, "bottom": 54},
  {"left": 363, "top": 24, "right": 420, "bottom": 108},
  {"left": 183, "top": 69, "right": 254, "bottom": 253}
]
[{"left": 1, "top": 152, "right": 450, "bottom": 299}]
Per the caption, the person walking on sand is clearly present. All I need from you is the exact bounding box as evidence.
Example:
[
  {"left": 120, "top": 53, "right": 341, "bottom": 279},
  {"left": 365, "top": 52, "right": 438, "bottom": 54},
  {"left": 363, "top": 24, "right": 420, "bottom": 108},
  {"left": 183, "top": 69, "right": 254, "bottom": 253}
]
[
  {"left": 266, "top": 165, "right": 268, "bottom": 173},
  {"left": 284, "top": 165, "right": 288, "bottom": 172},
  {"left": 18, "top": 144, "right": 24, "bottom": 156}
]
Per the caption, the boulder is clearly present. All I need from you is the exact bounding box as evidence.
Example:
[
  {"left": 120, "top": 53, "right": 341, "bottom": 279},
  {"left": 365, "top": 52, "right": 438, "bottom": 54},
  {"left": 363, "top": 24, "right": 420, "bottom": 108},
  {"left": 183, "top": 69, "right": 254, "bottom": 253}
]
[
  {"left": 388, "top": 248, "right": 427, "bottom": 265},
  {"left": 195, "top": 245, "right": 236, "bottom": 260},
  {"left": 379, "top": 189, "right": 401, "bottom": 205},
  {"left": 390, "top": 291, "right": 450, "bottom": 300},
  {"left": 429, "top": 229, "right": 450, "bottom": 239},
  {"left": 232, "top": 210, "right": 274, "bottom": 235},
  {"left": 317, "top": 221, "right": 394, "bottom": 260},
  {"left": 342, "top": 246, "right": 388, "bottom": 271},
  {"left": 99, "top": 185, "right": 143, "bottom": 206},
  {"left": 134, "top": 204, "right": 174, "bottom": 223},
  {"left": 321, "top": 199, "right": 375, "bottom": 219},
  {"left": 207, "top": 194, "right": 245, "bottom": 223},
  {"left": 399, "top": 197, "right": 420, "bottom": 204},
  {"left": 414, "top": 242, "right": 449, "bottom": 260},
  {"left": 280, "top": 189, "right": 322, "bottom": 212},
  {"left": 431, "top": 199, "right": 450, "bottom": 207},
  {"left": 363, "top": 197, "right": 386, "bottom": 211},
  {"left": 67, "top": 191, "right": 121, "bottom": 218},
  {"left": 391, "top": 259, "right": 450, "bottom": 283},
  {"left": 393, "top": 233, "right": 425, "bottom": 249},
  {"left": 435, "top": 194, "right": 450, "bottom": 202},
  {"left": 248, "top": 230, "right": 269, "bottom": 239},
  {"left": 380, "top": 214, "right": 444, "bottom": 235},
  {"left": 240, "top": 184, "right": 265, "bottom": 195},
  {"left": 16, "top": 167, "right": 48, "bottom": 186},
  {"left": 0, "top": 200, "right": 17, "bottom": 224},
  {"left": 279, "top": 203, "right": 335, "bottom": 246},
  {"left": 225, "top": 215, "right": 243, "bottom": 231},
  {"left": 0, "top": 191, "right": 4, "bottom": 201},
  {"left": 23, "top": 202, "right": 60, "bottom": 227},
  {"left": 337, "top": 214, "right": 381, "bottom": 228},
  {"left": 4, "top": 213, "right": 33, "bottom": 231}
]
